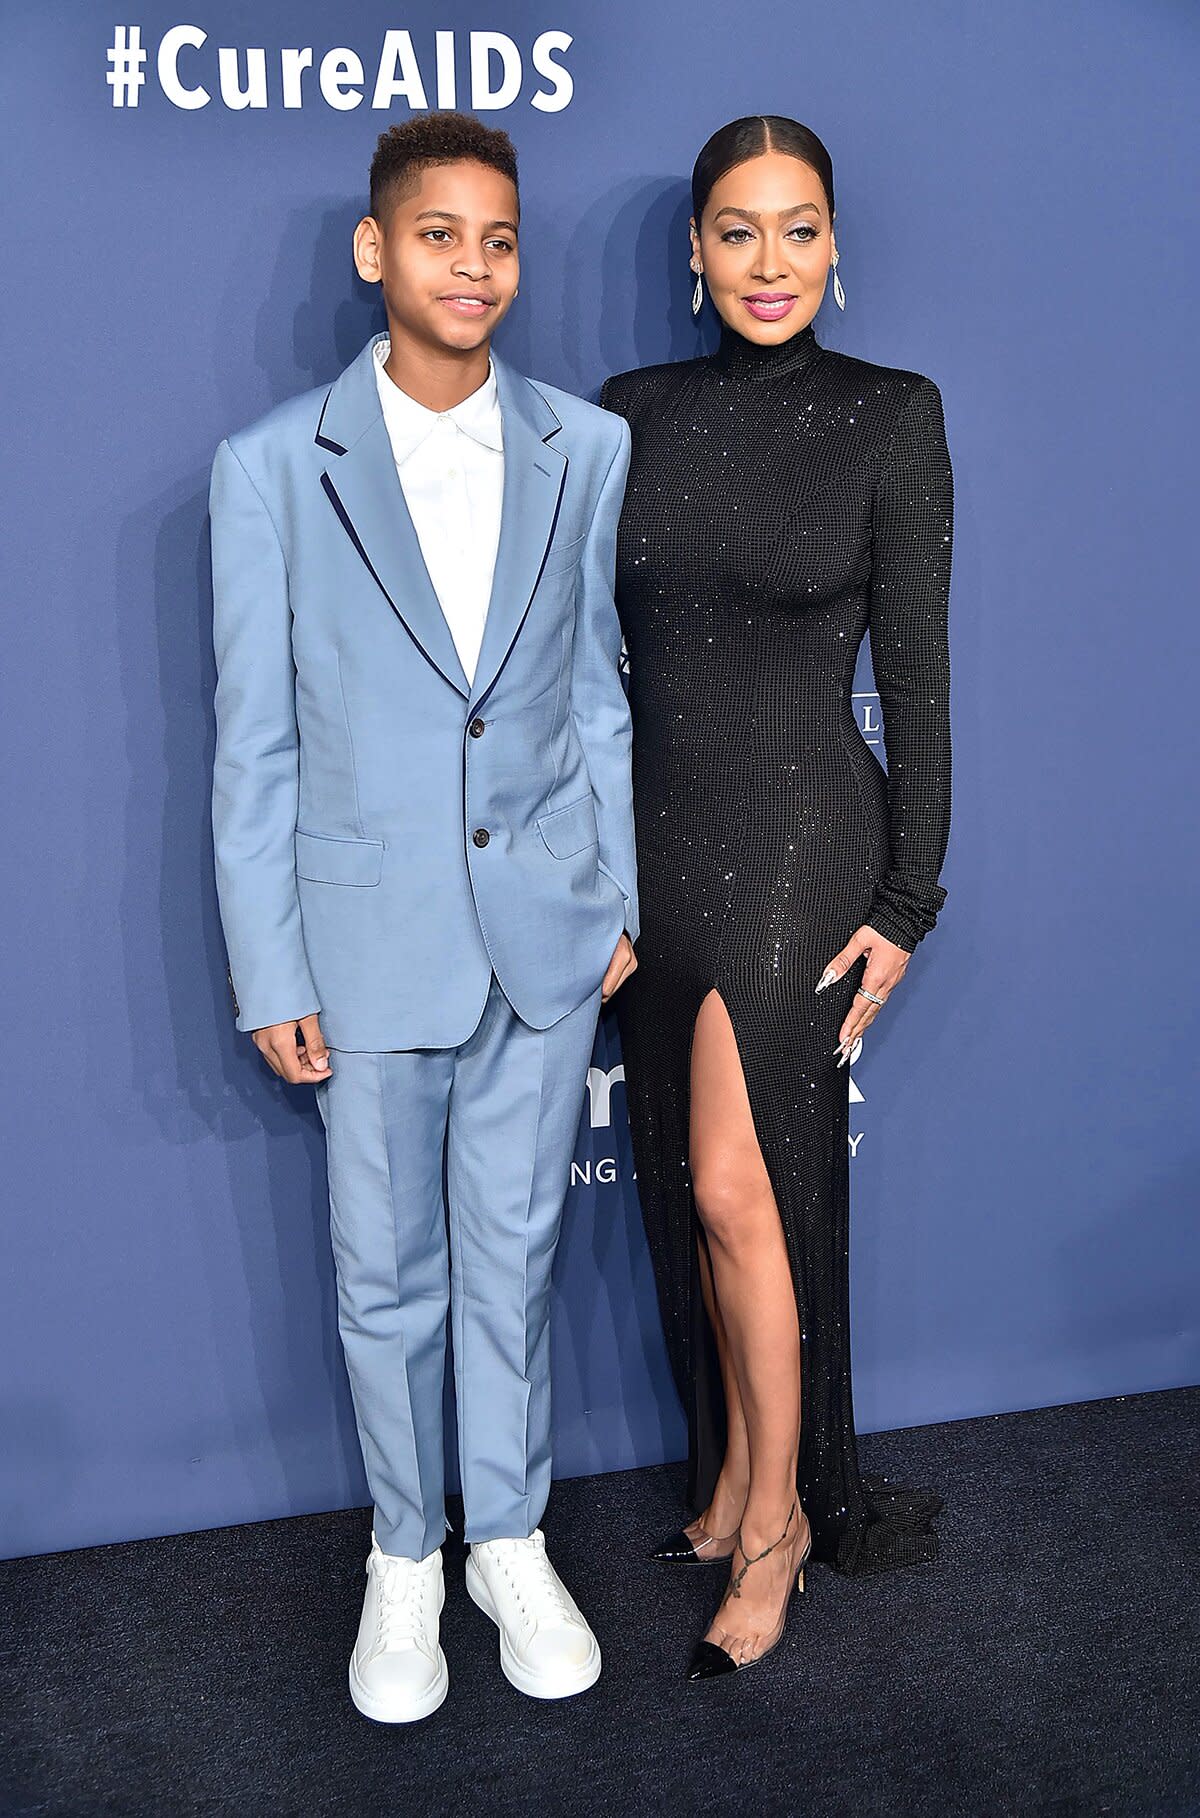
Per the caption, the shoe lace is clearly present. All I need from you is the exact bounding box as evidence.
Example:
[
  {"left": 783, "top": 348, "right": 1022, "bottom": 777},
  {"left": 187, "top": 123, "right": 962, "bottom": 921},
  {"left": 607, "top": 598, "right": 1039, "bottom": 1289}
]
[
  {"left": 373, "top": 1554, "right": 426, "bottom": 1648},
  {"left": 492, "top": 1533, "right": 573, "bottom": 1629}
]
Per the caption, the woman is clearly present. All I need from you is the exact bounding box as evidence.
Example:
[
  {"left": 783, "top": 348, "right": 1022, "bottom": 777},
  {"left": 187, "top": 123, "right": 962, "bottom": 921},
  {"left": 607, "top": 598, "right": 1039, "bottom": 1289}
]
[{"left": 600, "top": 115, "right": 953, "bottom": 1679}]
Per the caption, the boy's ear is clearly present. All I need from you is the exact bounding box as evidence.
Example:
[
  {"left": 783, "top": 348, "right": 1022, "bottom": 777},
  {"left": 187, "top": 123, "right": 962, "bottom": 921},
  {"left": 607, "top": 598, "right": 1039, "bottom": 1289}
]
[{"left": 353, "top": 217, "right": 382, "bottom": 284}]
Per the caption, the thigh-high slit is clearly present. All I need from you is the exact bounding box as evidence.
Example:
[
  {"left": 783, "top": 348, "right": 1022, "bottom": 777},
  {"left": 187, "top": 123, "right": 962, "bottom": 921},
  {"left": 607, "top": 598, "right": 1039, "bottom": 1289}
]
[{"left": 617, "top": 956, "right": 943, "bottom": 1575}]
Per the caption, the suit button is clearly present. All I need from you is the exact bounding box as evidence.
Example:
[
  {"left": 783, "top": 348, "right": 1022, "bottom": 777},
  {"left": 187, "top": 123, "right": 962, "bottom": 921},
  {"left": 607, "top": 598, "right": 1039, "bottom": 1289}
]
[
  {"left": 469, "top": 718, "right": 486, "bottom": 739},
  {"left": 472, "top": 828, "right": 490, "bottom": 848}
]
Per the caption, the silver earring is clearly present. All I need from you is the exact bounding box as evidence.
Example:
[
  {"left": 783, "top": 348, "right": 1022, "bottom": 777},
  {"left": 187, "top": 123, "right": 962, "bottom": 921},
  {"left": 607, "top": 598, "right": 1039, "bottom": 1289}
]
[
  {"left": 691, "top": 268, "right": 704, "bottom": 317},
  {"left": 831, "top": 248, "right": 846, "bottom": 311}
]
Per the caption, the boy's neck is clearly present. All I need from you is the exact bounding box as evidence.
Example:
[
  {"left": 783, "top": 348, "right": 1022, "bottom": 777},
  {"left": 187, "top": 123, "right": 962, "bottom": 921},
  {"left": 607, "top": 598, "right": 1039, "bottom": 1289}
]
[{"left": 381, "top": 320, "right": 493, "bottom": 414}]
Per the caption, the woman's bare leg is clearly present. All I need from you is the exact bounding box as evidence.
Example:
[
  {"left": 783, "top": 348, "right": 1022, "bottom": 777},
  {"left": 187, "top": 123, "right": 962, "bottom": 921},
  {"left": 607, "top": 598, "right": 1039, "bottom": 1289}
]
[
  {"left": 692, "top": 1232, "right": 750, "bottom": 1541},
  {"left": 688, "top": 989, "right": 810, "bottom": 1652}
]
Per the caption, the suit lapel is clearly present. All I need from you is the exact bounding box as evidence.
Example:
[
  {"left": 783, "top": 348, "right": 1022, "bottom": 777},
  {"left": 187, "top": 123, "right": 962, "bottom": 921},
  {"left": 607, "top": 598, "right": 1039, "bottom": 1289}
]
[
  {"left": 468, "top": 353, "right": 567, "bottom": 711},
  {"left": 316, "top": 336, "right": 567, "bottom": 708},
  {"left": 317, "top": 335, "right": 471, "bottom": 698}
]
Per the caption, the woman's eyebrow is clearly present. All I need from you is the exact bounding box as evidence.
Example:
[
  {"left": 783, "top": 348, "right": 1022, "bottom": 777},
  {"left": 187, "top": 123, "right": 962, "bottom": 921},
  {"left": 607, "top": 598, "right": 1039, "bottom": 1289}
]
[{"left": 712, "top": 202, "right": 821, "bottom": 221}]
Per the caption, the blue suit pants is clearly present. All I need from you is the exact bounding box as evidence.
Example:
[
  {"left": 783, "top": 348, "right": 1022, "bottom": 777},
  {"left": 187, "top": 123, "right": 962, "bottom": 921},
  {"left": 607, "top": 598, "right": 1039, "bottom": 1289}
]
[{"left": 315, "top": 972, "right": 602, "bottom": 1558}]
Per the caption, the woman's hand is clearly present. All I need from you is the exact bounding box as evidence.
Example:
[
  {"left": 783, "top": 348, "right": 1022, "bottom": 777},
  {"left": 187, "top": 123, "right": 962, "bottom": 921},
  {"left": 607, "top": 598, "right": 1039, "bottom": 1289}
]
[{"left": 815, "top": 926, "right": 912, "bottom": 1065}]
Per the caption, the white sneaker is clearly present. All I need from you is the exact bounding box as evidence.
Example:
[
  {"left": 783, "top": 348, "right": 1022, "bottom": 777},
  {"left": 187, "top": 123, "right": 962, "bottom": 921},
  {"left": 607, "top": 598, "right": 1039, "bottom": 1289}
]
[
  {"left": 347, "top": 1533, "right": 449, "bottom": 1723},
  {"left": 466, "top": 1529, "right": 601, "bottom": 1699}
]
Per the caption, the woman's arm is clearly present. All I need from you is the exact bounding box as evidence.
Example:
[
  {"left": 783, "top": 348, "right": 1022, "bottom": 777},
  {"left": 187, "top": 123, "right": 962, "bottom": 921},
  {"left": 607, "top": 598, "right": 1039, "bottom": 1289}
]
[{"left": 863, "top": 377, "right": 955, "bottom": 952}]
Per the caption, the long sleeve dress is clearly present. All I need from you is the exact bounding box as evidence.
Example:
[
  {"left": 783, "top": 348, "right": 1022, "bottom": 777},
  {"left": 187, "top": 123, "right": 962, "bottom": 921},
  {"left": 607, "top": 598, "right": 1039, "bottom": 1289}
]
[{"left": 599, "top": 318, "right": 953, "bottom": 1574}]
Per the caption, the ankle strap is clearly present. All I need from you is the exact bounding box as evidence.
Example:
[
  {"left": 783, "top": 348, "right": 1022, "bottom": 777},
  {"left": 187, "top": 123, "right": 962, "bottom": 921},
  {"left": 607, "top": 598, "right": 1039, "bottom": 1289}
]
[{"left": 728, "top": 1503, "right": 797, "bottom": 1598}]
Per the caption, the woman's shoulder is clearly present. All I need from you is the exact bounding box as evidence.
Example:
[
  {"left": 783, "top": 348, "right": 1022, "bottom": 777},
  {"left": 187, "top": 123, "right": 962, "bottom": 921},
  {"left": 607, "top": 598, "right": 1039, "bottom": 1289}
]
[
  {"left": 602, "top": 344, "right": 942, "bottom": 416},
  {"left": 599, "top": 355, "right": 710, "bottom": 419},
  {"left": 821, "top": 345, "right": 944, "bottom": 415}
]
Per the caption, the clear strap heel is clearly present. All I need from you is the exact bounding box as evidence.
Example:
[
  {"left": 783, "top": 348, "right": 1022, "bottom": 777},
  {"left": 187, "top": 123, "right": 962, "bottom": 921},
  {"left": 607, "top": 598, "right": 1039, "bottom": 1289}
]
[
  {"left": 651, "top": 1515, "right": 740, "bottom": 1565},
  {"left": 686, "top": 1502, "right": 812, "bottom": 1679}
]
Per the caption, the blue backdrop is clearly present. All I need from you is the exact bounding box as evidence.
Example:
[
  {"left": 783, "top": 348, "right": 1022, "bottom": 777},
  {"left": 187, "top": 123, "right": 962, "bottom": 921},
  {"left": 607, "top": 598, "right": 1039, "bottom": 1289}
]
[{"left": 2, "top": 2, "right": 1197, "bottom": 1559}]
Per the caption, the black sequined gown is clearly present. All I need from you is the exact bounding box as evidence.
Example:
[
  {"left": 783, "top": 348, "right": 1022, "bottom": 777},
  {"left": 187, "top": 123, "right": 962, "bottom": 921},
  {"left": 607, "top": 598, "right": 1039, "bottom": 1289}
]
[{"left": 599, "top": 320, "right": 953, "bottom": 1574}]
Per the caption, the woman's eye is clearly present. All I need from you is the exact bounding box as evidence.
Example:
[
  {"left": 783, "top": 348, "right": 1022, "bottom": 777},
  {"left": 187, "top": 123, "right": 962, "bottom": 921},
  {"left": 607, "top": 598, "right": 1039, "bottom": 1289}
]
[{"left": 719, "top": 223, "right": 818, "bottom": 245}]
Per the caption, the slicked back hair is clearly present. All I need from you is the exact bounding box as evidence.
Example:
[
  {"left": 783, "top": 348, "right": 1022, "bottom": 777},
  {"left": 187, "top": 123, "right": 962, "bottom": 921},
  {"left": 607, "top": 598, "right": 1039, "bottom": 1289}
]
[{"left": 691, "top": 115, "right": 835, "bottom": 225}]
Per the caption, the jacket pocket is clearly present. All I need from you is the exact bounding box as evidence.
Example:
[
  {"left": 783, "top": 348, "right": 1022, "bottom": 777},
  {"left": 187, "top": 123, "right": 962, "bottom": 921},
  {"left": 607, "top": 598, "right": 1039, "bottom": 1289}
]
[
  {"left": 536, "top": 794, "right": 598, "bottom": 859},
  {"left": 539, "top": 531, "right": 586, "bottom": 578},
  {"left": 295, "top": 829, "right": 384, "bottom": 886}
]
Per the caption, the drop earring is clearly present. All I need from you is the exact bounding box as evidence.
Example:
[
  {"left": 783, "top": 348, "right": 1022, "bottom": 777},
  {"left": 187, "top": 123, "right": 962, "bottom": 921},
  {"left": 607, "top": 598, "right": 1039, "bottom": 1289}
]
[
  {"left": 831, "top": 247, "right": 846, "bottom": 311},
  {"left": 691, "top": 263, "right": 704, "bottom": 317}
]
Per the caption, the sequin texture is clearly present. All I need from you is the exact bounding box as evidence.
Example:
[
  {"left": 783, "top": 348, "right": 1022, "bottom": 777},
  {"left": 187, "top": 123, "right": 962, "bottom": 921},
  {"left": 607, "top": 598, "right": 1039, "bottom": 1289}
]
[{"left": 600, "top": 319, "right": 952, "bottom": 1574}]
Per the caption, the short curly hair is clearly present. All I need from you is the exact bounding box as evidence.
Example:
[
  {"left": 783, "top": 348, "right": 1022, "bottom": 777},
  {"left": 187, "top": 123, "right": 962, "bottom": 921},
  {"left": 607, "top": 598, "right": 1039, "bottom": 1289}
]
[{"left": 369, "top": 112, "right": 520, "bottom": 225}]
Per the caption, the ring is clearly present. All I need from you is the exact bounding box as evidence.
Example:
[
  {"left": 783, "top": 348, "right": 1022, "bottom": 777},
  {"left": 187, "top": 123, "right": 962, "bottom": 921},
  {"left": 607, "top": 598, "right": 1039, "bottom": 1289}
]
[{"left": 856, "top": 986, "right": 886, "bottom": 1006}]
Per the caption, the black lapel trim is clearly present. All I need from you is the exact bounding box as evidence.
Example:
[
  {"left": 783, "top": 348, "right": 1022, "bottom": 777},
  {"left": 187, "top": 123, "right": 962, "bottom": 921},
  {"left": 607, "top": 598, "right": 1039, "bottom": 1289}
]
[
  {"left": 314, "top": 389, "right": 346, "bottom": 456},
  {"left": 320, "top": 472, "right": 400, "bottom": 623}
]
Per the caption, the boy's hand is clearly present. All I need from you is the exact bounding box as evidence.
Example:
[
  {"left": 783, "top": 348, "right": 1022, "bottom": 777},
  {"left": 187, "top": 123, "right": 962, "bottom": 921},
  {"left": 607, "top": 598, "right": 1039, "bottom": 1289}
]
[
  {"left": 252, "top": 1013, "right": 332, "bottom": 1084},
  {"left": 601, "top": 933, "right": 637, "bottom": 1002}
]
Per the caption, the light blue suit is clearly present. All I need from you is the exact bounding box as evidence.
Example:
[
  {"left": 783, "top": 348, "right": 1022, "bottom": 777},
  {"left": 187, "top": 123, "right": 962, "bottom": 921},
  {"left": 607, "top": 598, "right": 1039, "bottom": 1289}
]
[
  {"left": 211, "top": 331, "right": 637, "bottom": 1050},
  {"left": 209, "top": 332, "right": 637, "bottom": 1554}
]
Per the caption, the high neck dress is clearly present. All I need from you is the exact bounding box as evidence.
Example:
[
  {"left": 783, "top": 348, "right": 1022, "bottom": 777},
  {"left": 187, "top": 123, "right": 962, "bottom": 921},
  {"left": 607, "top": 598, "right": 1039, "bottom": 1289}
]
[{"left": 599, "top": 317, "right": 953, "bottom": 1574}]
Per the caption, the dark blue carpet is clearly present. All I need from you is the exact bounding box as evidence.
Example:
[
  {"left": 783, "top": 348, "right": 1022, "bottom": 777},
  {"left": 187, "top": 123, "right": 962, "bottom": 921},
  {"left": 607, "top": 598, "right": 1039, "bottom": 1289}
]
[{"left": 2, "top": 1387, "right": 1196, "bottom": 1816}]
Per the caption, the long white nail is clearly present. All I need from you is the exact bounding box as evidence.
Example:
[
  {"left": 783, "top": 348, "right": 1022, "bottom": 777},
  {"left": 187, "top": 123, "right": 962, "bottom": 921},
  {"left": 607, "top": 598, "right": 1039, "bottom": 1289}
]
[{"left": 815, "top": 965, "right": 839, "bottom": 993}]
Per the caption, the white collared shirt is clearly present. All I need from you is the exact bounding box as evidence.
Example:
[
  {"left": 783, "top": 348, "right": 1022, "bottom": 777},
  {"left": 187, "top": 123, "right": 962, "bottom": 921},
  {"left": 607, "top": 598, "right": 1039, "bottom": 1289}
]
[{"left": 372, "top": 335, "right": 504, "bottom": 686}]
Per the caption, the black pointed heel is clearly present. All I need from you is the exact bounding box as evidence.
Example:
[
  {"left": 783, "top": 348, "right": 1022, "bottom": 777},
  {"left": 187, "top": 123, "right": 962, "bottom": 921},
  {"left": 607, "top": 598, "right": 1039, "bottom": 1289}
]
[
  {"left": 686, "top": 1503, "right": 812, "bottom": 1680},
  {"left": 650, "top": 1520, "right": 739, "bottom": 1564},
  {"left": 688, "top": 1639, "right": 741, "bottom": 1679}
]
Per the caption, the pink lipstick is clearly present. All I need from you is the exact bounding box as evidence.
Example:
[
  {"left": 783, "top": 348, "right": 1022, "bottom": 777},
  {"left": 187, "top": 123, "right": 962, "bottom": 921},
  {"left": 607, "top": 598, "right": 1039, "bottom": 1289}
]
[{"left": 741, "top": 293, "right": 798, "bottom": 323}]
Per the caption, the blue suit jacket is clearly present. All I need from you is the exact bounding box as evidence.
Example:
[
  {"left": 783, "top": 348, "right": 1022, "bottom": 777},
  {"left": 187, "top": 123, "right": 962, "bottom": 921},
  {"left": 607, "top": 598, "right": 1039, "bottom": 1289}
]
[{"left": 209, "top": 332, "right": 638, "bottom": 1050}]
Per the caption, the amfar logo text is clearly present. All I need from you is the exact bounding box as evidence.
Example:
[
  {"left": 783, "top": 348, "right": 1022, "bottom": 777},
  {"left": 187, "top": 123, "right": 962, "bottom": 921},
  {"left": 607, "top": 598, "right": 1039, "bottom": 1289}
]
[
  {"left": 107, "top": 27, "right": 575, "bottom": 112},
  {"left": 570, "top": 1064, "right": 625, "bottom": 1186}
]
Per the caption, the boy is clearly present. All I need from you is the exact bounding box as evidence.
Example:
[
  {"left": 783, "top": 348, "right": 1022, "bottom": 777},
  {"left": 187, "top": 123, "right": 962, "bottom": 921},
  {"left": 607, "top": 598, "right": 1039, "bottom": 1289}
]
[{"left": 209, "top": 113, "right": 637, "bottom": 1721}]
